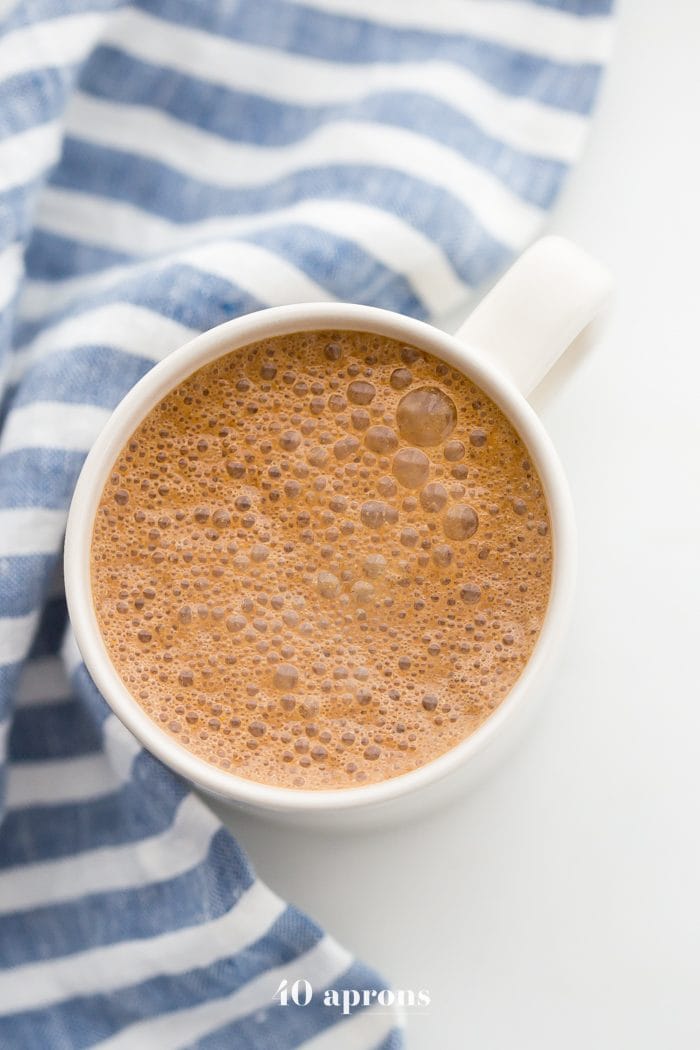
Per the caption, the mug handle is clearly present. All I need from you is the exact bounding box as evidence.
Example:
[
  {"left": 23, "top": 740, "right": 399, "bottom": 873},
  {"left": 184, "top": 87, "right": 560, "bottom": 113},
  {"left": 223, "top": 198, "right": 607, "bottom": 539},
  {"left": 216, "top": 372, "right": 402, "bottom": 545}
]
[{"left": 454, "top": 236, "right": 613, "bottom": 396}]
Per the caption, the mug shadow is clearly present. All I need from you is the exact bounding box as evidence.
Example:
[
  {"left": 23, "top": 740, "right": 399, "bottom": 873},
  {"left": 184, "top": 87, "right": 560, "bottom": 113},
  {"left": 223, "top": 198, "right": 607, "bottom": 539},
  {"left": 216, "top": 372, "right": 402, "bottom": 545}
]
[{"left": 529, "top": 311, "right": 611, "bottom": 412}]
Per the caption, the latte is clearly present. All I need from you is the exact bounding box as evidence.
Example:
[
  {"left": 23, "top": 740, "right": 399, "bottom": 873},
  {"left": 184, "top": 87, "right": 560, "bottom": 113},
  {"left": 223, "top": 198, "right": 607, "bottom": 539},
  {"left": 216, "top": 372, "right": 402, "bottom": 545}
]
[{"left": 91, "top": 330, "right": 552, "bottom": 789}]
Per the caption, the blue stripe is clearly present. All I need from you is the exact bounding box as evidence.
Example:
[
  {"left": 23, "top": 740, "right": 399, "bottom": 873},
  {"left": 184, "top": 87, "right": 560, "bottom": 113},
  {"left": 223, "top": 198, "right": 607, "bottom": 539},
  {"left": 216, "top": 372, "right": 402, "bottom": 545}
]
[
  {"left": 373, "top": 1030, "right": 405, "bottom": 1050},
  {"left": 0, "top": 827, "right": 253, "bottom": 968},
  {"left": 0, "top": 69, "right": 73, "bottom": 138},
  {"left": 71, "top": 662, "right": 113, "bottom": 727},
  {"left": 0, "top": 294, "right": 19, "bottom": 364},
  {"left": 0, "top": 553, "right": 56, "bottom": 618},
  {"left": 0, "top": 666, "right": 23, "bottom": 720},
  {"left": 0, "top": 906, "right": 322, "bottom": 1048},
  {"left": 528, "top": 0, "right": 613, "bottom": 12},
  {"left": 8, "top": 697, "right": 101, "bottom": 763},
  {"left": 1, "top": 0, "right": 118, "bottom": 34},
  {"left": 80, "top": 45, "right": 566, "bottom": 208},
  {"left": 0, "top": 449, "right": 85, "bottom": 511},
  {"left": 1, "top": 0, "right": 613, "bottom": 37},
  {"left": 136, "top": 0, "right": 604, "bottom": 114},
  {"left": 1, "top": 752, "right": 188, "bottom": 866},
  {"left": 26, "top": 595, "right": 68, "bottom": 659},
  {"left": 40, "top": 139, "right": 511, "bottom": 287},
  {"left": 5, "top": 347, "right": 153, "bottom": 415}
]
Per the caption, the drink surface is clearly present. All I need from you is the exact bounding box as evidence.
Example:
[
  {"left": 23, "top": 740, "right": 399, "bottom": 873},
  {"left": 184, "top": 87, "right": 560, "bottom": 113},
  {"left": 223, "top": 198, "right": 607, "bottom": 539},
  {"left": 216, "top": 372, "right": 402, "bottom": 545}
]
[{"left": 91, "top": 330, "right": 552, "bottom": 789}]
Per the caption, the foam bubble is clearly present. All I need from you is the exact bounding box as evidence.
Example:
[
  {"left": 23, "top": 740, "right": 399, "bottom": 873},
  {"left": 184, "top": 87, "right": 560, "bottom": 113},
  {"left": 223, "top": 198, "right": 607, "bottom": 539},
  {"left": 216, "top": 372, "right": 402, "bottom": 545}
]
[
  {"left": 420, "top": 482, "right": 447, "bottom": 513},
  {"left": 364, "top": 426, "right": 398, "bottom": 455},
  {"left": 444, "top": 440, "right": 465, "bottom": 462},
  {"left": 390, "top": 367, "right": 412, "bottom": 390},
  {"left": 351, "top": 580, "right": 375, "bottom": 604},
  {"left": 363, "top": 553, "right": 386, "bottom": 578},
  {"left": 317, "top": 572, "right": 340, "bottom": 597},
  {"left": 460, "top": 583, "right": 481, "bottom": 603},
  {"left": 443, "top": 503, "right": 478, "bottom": 540},
  {"left": 396, "top": 387, "right": 457, "bottom": 446},
  {"left": 347, "top": 380, "right": 376, "bottom": 405},
  {"left": 274, "top": 664, "right": 299, "bottom": 689},
  {"left": 279, "top": 430, "right": 301, "bottom": 451},
  {"left": 334, "top": 435, "right": 360, "bottom": 460},
  {"left": 432, "top": 544, "right": 453, "bottom": 567},
  {"left": 360, "top": 500, "right": 388, "bottom": 529},
  {"left": 391, "top": 447, "right": 430, "bottom": 489}
]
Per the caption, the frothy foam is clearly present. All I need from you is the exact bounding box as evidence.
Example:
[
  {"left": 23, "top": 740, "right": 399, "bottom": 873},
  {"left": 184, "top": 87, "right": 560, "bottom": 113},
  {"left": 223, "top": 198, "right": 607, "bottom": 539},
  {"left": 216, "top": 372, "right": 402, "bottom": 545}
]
[{"left": 91, "top": 330, "right": 552, "bottom": 790}]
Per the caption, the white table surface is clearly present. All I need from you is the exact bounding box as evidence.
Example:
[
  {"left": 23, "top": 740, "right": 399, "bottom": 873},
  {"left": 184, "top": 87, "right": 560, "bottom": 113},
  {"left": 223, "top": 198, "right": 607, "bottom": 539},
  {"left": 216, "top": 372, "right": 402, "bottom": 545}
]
[{"left": 213, "top": 2, "right": 700, "bottom": 1046}]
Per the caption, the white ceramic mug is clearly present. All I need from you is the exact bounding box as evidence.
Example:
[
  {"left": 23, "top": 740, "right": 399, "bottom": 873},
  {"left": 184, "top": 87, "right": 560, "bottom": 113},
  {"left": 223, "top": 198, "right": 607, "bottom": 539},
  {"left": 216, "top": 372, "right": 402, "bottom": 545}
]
[{"left": 65, "top": 236, "right": 612, "bottom": 828}]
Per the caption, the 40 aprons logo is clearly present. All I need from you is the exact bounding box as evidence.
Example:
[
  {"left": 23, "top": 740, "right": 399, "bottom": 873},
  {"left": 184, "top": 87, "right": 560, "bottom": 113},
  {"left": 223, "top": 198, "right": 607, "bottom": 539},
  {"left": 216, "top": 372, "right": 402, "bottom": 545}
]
[{"left": 274, "top": 978, "right": 431, "bottom": 1016}]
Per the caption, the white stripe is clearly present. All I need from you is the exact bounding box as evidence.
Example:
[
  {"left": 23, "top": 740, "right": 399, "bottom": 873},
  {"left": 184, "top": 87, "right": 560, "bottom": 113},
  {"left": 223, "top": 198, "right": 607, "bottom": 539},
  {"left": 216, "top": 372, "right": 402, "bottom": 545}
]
[
  {"left": 0, "top": 793, "right": 219, "bottom": 914},
  {"left": 102, "top": 8, "right": 588, "bottom": 163},
  {"left": 0, "top": 610, "right": 38, "bottom": 667},
  {"left": 0, "top": 718, "right": 10, "bottom": 757},
  {"left": 286, "top": 0, "right": 613, "bottom": 64},
  {"left": 0, "top": 401, "right": 110, "bottom": 454},
  {"left": 9, "top": 301, "right": 195, "bottom": 387},
  {"left": 0, "top": 120, "right": 62, "bottom": 194},
  {"left": 0, "top": 879, "right": 286, "bottom": 1015},
  {"left": 0, "top": 243, "right": 23, "bottom": 313},
  {"left": 0, "top": 507, "right": 66, "bottom": 557},
  {"left": 16, "top": 655, "right": 72, "bottom": 706},
  {"left": 184, "top": 240, "right": 332, "bottom": 304},
  {"left": 6, "top": 753, "right": 122, "bottom": 809},
  {"left": 61, "top": 625, "right": 83, "bottom": 674},
  {"left": 101, "top": 713, "right": 143, "bottom": 779},
  {"left": 298, "top": 1003, "right": 401, "bottom": 1050},
  {"left": 6, "top": 714, "right": 141, "bottom": 808},
  {"left": 92, "top": 934, "right": 354, "bottom": 1050},
  {"left": 31, "top": 191, "right": 468, "bottom": 319},
  {"left": 64, "top": 94, "right": 541, "bottom": 247},
  {"left": 0, "top": 12, "right": 107, "bottom": 82}
]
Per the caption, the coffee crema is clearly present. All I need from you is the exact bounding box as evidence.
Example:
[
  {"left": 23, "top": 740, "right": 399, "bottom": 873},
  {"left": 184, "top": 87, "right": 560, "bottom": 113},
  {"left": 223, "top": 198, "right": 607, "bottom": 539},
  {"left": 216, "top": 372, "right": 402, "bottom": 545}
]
[{"left": 91, "top": 331, "right": 552, "bottom": 789}]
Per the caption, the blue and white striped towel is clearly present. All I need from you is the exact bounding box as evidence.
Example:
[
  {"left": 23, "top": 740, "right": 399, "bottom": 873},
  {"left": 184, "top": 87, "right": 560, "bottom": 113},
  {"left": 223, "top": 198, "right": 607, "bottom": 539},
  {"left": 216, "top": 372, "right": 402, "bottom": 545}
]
[{"left": 0, "top": 2, "right": 614, "bottom": 1046}]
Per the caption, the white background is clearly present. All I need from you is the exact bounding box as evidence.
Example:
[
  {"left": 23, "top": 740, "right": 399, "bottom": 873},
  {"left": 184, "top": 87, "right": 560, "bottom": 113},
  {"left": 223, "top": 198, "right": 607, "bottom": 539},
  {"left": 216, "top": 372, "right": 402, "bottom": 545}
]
[{"left": 217, "top": 2, "right": 700, "bottom": 1047}]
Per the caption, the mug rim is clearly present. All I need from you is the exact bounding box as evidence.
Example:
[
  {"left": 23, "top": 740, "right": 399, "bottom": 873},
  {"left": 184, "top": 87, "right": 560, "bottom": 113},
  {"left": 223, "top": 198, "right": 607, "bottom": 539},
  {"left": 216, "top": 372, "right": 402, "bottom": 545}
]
[{"left": 64, "top": 302, "right": 576, "bottom": 813}]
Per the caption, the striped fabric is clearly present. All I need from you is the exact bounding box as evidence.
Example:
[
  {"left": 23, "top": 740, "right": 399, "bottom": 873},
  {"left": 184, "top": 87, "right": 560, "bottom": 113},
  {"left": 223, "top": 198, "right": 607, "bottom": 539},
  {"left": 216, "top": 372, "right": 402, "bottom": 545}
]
[{"left": 0, "top": 1, "right": 614, "bottom": 1047}]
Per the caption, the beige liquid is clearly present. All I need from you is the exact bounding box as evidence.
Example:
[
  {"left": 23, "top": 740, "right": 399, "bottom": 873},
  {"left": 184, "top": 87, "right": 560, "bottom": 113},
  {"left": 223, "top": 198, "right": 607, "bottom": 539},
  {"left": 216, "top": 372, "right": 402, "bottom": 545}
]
[{"left": 91, "top": 330, "right": 552, "bottom": 790}]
